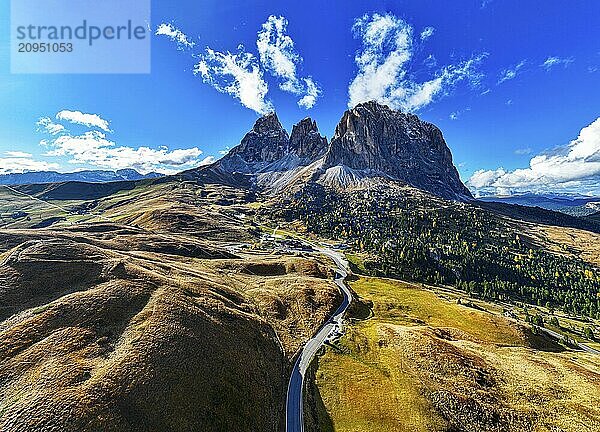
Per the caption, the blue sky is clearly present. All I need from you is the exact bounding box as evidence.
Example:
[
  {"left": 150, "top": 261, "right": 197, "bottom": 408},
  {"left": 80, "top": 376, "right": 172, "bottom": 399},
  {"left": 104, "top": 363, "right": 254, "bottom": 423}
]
[{"left": 1, "top": 0, "right": 599, "bottom": 194}]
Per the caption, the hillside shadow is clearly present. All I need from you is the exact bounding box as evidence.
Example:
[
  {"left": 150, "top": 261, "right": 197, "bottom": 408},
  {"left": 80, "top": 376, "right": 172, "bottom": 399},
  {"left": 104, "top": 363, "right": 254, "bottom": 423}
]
[
  {"left": 523, "top": 327, "right": 566, "bottom": 353},
  {"left": 303, "top": 357, "right": 335, "bottom": 432}
]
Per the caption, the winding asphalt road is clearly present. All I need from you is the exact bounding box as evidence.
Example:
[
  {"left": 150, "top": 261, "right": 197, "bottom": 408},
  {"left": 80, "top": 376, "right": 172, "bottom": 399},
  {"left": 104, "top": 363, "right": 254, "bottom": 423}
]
[
  {"left": 285, "top": 245, "right": 352, "bottom": 432},
  {"left": 535, "top": 325, "right": 600, "bottom": 355}
]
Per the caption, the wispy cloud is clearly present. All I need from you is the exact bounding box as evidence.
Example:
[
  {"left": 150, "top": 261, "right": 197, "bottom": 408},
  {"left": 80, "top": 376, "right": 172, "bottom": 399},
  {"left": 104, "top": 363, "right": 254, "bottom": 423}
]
[
  {"left": 194, "top": 47, "right": 273, "bottom": 115},
  {"left": 497, "top": 59, "right": 527, "bottom": 84},
  {"left": 256, "top": 15, "right": 321, "bottom": 108},
  {"left": 423, "top": 54, "right": 437, "bottom": 68},
  {"left": 155, "top": 23, "right": 195, "bottom": 49},
  {"left": 541, "top": 56, "right": 574, "bottom": 71},
  {"left": 448, "top": 106, "right": 471, "bottom": 121},
  {"left": 56, "top": 110, "right": 111, "bottom": 132},
  {"left": 157, "top": 16, "right": 320, "bottom": 113},
  {"left": 514, "top": 147, "right": 532, "bottom": 155},
  {"left": 4, "top": 151, "right": 32, "bottom": 158},
  {"left": 468, "top": 117, "right": 600, "bottom": 195},
  {"left": 348, "top": 13, "right": 487, "bottom": 112},
  {"left": 297, "top": 77, "right": 320, "bottom": 109},
  {"left": 420, "top": 26, "right": 435, "bottom": 41}
]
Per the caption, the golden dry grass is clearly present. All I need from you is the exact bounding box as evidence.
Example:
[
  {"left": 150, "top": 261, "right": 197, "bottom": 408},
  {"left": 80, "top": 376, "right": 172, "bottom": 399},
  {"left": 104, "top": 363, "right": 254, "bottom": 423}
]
[
  {"left": 313, "top": 276, "right": 600, "bottom": 432},
  {"left": 530, "top": 224, "right": 600, "bottom": 267},
  {"left": 0, "top": 195, "right": 340, "bottom": 432}
]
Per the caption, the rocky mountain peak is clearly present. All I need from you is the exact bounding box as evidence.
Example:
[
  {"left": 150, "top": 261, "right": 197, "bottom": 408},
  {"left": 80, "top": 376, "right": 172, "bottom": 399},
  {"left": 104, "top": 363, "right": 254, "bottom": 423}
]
[
  {"left": 251, "top": 112, "right": 286, "bottom": 136},
  {"left": 202, "top": 101, "right": 471, "bottom": 200},
  {"left": 323, "top": 101, "right": 472, "bottom": 200},
  {"left": 217, "top": 114, "right": 327, "bottom": 173},
  {"left": 289, "top": 117, "right": 328, "bottom": 160},
  {"left": 225, "top": 112, "right": 289, "bottom": 166}
]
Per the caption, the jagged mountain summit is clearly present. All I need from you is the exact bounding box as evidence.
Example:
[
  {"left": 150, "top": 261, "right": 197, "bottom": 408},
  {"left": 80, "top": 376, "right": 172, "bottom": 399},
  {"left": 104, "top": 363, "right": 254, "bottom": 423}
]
[
  {"left": 192, "top": 101, "right": 471, "bottom": 200},
  {"left": 214, "top": 113, "right": 328, "bottom": 174},
  {"left": 322, "top": 101, "right": 472, "bottom": 200}
]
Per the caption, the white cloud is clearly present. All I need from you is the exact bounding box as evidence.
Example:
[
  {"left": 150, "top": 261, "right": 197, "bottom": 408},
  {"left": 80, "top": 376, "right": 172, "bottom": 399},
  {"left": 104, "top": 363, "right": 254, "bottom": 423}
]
[
  {"left": 42, "top": 130, "right": 204, "bottom": 174},
  {"left": 420, "top": 26, "right": 435, "bottom": 41},
  {"left": 256, "top": 15, "right": 321, "bottom": 109},
  {"left": 348, "top": 13, "right": 487, "bottom": 112},
  {"left": 158, "top": 16, "right": 319, "bottom": 112},
  {"left": 514, "top": 147, "right": 532, "bottom": 155},
  {"left": 33, "top": 111, "right": 209, "bottom": 174},
  {"left": 497, "top": 59, "right": 527, "bottom": 84},
  {"left": 36, "top": 117, "right": 65, "bottom": 135},
  {"left": 541, "top": 56, "right": 574, "bottom": 71},
  {"left": 56, "top": 110, "right": 111, "bottom": 132},
  {"left": 0, "top": 156, "right": 60, "bottom": 174},
  {"left": 155, "top": 23, "right": 195, "bottom": 49},
  {"left": 194, "top": 47, "right": 273, "bottom": 115},
  {"left": 468, "top": 168, "right": 507, "bottom": 189},
  {"left": 424, "top": 54, "right": 437, "bottom": 68},
  {"left": 197, "top": 156, "right": 215, "bottom": 166},
  {"left": 4, "top": 151, "right": 33, "bottom": 158},
  {"left": 468, "top": 117, "right": 600, "bottom": 195},
  {"left": 297, "top": 77, "right": 321, "bottom": 109}
]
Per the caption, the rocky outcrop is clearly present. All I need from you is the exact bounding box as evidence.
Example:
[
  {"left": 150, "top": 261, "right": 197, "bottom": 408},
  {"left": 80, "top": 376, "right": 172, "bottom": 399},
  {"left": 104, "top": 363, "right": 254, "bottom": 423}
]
[
  {"left": 323, "top": 101, "right": 472, "bottom": 200},
  {"left": 226, "top": 113, "right": 290, "bottom": 165},
  {"left": 215, "top": 113, "right": 327, "bottom": 174},
  {"left": 289, "top": 118, "right": 328, "bottom": 161},
  {"left": 198, "top": 101, "right": 472, "bottom": 200}
]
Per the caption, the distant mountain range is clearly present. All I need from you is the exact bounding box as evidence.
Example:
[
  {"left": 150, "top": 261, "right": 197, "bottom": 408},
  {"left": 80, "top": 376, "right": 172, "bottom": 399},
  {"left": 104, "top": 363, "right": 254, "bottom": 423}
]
[
  {"left": 479, "top": 192, "right": 600, "bottom": 216},
  {"left": 184, "top": 101, "right": 471, "bottom": 200},
  {"left": 0, "top": 169, "right": 163, "bottom": 185}
]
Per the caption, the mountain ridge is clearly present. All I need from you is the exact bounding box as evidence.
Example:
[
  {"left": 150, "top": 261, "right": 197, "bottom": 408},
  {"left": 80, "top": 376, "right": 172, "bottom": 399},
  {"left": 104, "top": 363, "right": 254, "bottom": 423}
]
[
  {"left": 194, "top": 101, "right": 472, "bottom": 201},
  {"left": 0, "top": 168, "right": 162, "bottom": 186}
]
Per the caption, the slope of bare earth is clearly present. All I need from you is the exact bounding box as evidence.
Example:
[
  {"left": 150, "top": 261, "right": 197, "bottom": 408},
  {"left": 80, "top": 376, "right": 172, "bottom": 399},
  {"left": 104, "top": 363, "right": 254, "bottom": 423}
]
[
  {"left": 0, "top": 181, "right": 341, "bottom": 432},
  {"left": 309, "top": 277, "right": 600, "bottom": 432}
]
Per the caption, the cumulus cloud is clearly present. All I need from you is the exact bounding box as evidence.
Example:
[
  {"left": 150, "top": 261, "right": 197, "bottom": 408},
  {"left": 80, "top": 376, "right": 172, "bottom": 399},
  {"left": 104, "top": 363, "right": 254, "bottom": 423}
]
[
  {"left": 42, "top": 130, "right": 205, "bottom": 174},
  {"left": 31, "top": 111, "right": 209, "bottom": 174},
  {"left": 256, "top": 15, "right": 321, "bottom": 108},
  {"left": 348, "top": 13, "right": 487, "bottom": 112},
  {"left": 155, "top": 23, "right": 195, "bottom": 49},
  {"left": 468, "top": 117, "right": 600, "bottom": 195},
  {"left": 194, "top": 47, "right": 273, "bottom": 115},
  {"left": 36, "top": 117, "right": 65, "bottom": 135},
  {"left": 420, "top": 26, "right": 435, "bottom": 41},
  {"left": 56, "top": 110, "right": 111, "bottom": 132},
  {"left": 541, "top": 56, "right": 574, "bottom": 71},
  {"left": 497, "top": 59, "right": 527, "bottom": 84},
  {"left": 0, "top": 155, "right": 60, "bottom": 174}
]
